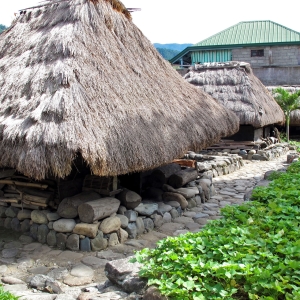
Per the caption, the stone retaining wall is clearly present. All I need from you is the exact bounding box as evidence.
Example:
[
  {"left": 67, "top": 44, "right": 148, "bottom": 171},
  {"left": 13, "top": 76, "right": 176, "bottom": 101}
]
[
  {"left": 184, "top": 152, "right": 244, "bottom": 178},
  {"left": 186, "top": 143, "right": 290, "bottom": 178}
]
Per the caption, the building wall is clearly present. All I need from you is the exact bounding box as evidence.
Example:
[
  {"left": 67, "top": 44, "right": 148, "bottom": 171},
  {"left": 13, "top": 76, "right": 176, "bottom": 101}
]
[
  {"left": 232, "top": 46, "right": 300, "bottom": 67},
  {"left": 252, "top": 66, "right": 300, "bottom": 85},
  {"left": 231, "top": 46, "right": 300, "bottom": 85}
]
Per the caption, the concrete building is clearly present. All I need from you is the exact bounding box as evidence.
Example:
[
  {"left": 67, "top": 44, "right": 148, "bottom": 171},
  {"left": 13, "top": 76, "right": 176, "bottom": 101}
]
[{"left": 170, "top": 21, "right": 300, "bottom": 86}]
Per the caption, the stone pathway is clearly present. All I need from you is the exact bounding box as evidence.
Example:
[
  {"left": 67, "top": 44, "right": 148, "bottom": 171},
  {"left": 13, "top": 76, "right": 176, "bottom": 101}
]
[{"left": 0, "top": 156, "right": 289, "bottom": 299}]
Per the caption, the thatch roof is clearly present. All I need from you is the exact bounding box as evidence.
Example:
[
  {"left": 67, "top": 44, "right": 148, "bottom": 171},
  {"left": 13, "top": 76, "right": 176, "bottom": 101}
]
[
  {"left": 289, "top": 110, "right": 300, "bottom": 126},
  {"left": 0, "top": 0, "right": 239, "bottom": 180},
  {"left": 184, "top": 62, "right": 285, "bottom": 128}
]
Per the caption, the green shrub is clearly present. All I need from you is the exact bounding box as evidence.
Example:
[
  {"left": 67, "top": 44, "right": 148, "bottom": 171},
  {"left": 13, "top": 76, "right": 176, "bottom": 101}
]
[
  {"left": 134, "top": 162, "right": 300, "bottom": 299},
  {"left": 287, "top": 160, "right": 300, "bottom": 173},
  {"left": 267, "top": 171, "right": 284, "bottom": 181}
]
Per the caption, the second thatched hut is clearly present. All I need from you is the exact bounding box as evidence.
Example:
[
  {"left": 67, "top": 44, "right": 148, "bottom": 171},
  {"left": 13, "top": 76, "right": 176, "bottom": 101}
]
[{"left": 184, "top": 62, "right": 285, "bottom": 141}]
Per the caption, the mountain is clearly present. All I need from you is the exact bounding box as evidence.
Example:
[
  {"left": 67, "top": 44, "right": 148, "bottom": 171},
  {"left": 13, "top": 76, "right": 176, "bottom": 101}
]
[
  {"left": 156, "top": 48, "right": 180, "bottom": 60},
  {"left": 0, "top": 24, "right": 7, "bottom": 33},
  {"left": 153, "top": 43, "right": 193, "bottom": 52}
]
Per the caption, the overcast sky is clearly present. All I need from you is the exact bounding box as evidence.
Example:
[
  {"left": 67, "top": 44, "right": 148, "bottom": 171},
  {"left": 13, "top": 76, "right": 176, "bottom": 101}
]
[{"left": 1, "top": 0, "right": 300, "bottom": 44}]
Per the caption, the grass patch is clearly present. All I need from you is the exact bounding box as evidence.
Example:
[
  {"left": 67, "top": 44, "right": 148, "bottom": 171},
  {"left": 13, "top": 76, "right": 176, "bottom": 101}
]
[
  {"left": 134, "top": 162, "right": 300, "bottom": 299},
  {"left": 0, "top": 285, "right": 19, "bottom": 300}
]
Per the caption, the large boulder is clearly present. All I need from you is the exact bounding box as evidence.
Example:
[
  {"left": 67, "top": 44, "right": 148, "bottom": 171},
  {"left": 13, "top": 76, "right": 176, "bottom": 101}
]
[
  {"left": 53, "top": 219, "right": 76, "bottom": 233},
  {"left": 105, "top": 257, "right": 147, "bottom": 294},
  {"left": 73, "top": 223, "right": 99, "bottom": 238},
  {"left": 99, "top": 217, "right": 121, "bottom": 234}
]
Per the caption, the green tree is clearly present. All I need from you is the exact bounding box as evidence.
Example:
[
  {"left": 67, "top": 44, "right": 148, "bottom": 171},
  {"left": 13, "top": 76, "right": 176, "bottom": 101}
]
[
  {"left": 274, "top": 87, "right": 300, "bottom": 141},
  {"left": 156, "top": 47, "right": 179, "bottom": 60}
]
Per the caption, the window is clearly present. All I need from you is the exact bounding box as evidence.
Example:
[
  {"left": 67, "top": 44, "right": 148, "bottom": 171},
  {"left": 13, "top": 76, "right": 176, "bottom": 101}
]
[{"left": 251, "top": 49, "right": 264, "bottom": 57}]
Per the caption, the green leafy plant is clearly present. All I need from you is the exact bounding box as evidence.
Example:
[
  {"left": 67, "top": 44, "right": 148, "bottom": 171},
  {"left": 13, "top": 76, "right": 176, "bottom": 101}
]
[
  {"left": 273, "top": 88, "right": 300, "bottom": 141},
  {"left": 286, "top": 160, "right": 300, "bottom": 173},
  {"left": 135, "top": 161, "right": 300, "bottom": 299},
  {"left": 267, "top": 171, "right": 284, "bottom": 180},
  {"left": 0, "top": 285, "right": 19, "bottom": 300}
]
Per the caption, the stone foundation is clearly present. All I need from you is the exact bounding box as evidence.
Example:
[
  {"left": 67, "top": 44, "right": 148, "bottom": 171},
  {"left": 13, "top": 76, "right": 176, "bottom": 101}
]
[
  {"left": 0, "top": 143, "right": 291, "bottom": 251},
  {"left": 0, "top": 170, "right": 215, "bottom": 251}
]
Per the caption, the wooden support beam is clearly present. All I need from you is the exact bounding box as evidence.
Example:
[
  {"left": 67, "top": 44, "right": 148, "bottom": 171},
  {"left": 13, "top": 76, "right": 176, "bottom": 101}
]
[{"left": 0, "top": 180, "right": 48, "bottom": 189}]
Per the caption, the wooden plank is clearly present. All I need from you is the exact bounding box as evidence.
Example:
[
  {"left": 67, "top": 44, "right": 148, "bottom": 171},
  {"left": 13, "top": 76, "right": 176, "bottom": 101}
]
[
  {"left": 0, "top": 180, "right": 48, "bottom": 189},
  {"left": 22, "top": 199, "right": 48, "bottom": 208},
  {"left": 4, "top": 193, "right": 21, "bottom": 199},
  {"left": 172, "top": 159, "right": 196, "bottom": 168},
  {"left": 11, "top": 203, "right": 40, "bottom": 210},
  {"left": 113, "top": 176, "right": 118, "bottom": 191},
  {"left": 22, "top": 194, "right": 49, "bottom": 204},
  {"left": 0, "top": 197, "right": 20, "bottom": 204},
  {"left": 17, "top": 187, "right": 53, "bottom": 204}
]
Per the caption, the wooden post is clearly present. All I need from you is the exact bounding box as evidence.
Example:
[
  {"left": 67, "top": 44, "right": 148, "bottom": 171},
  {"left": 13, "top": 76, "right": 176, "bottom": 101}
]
[{"left": 112, "top": 176, "right": 118, "bottom": 191}]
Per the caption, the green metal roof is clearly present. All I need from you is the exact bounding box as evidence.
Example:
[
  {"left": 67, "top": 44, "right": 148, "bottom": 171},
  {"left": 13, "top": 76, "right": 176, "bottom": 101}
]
[
  {"left": 195, "top": 20, "right": 300, "bottom": 46},
  {"left": 170, "top": 20, "right": 300, "bottom": 64}
]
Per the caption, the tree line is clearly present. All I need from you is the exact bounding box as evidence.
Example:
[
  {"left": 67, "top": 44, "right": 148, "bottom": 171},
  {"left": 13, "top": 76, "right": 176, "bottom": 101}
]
[
  {"left": 156, "top": 48, "right": 179, "bottom": 60},
  {"left": 0, "top": 24, "right": 7, "bottom": 33}
]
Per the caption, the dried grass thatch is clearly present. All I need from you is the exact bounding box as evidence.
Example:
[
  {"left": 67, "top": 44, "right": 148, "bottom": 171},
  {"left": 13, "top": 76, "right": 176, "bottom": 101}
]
[
  {"left": 184, "top": 62, "right": 285, "bottom": 128},
  {"left": 0, "top": 0, "right": 239, "bottom": 180}
]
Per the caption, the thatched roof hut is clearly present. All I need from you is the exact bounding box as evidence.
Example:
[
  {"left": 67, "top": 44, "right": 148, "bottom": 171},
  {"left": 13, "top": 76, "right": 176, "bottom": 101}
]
[
  {"left": 184, "top": 62, "right": 285, "bottom": 128},
  {"left": 290, "top": 111, "right": 300, "bottom": 126},
  {"left": 0, "top": 0, "right": 239, "bottom": 180}
]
